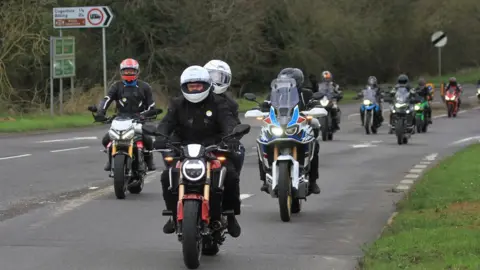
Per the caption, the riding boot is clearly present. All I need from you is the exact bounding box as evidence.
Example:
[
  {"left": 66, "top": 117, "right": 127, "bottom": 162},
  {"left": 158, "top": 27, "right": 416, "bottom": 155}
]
[{"left": 145, "top": 153, "right": 156, "bottom": 171}]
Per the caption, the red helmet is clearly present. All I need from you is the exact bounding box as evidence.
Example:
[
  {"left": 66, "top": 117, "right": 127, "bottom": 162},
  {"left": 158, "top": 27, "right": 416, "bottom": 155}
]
[{"left": 120, "top": 58, "right": 140, "bottom": 82}]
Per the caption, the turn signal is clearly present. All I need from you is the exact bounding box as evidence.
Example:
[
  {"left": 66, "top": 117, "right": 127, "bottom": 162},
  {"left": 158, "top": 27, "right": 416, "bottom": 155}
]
[
  {"left": 164, "top": 156, "right": 173, "bottom": 162},
  {"left": 217, "top": 156, "right": 227, "bottom": 162}
]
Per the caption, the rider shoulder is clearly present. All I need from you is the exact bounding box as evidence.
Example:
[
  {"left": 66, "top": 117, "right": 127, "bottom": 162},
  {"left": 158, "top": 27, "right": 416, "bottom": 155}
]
[{"left": 137, "top": 80, "right": 152, "bottom": 90}]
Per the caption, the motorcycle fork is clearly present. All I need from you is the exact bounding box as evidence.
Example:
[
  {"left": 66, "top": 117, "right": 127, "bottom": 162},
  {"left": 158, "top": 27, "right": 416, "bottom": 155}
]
[{"left": 176, "top": 162, "right": 211, "bottom": 236}]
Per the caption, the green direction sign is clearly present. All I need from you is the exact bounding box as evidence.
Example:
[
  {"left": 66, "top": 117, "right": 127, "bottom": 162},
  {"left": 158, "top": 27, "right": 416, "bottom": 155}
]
[
  {"left": 52, "top": 36, "right": 76, "bottom": 78},
  {"left": 54, "top": 59, "right": 75, "bottom": 78}
]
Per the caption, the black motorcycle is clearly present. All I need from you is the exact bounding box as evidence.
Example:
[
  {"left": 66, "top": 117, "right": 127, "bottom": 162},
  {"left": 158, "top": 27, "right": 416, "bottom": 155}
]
[
  {"left": 311, "top": 85, "right": 343, "bottom": 141},
  {"left": 143, "top": 124, "right": 251, "bottom": 269},
  {"left": 87, "top": 105, "right": 162, "bottom": 199},
  {"left": 385, "top": 89, "right": 418, "bottom": 145}
]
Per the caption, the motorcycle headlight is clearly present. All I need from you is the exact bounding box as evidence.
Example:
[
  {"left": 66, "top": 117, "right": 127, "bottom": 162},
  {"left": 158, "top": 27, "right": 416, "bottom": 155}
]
[
  {"left": 108, "top": 129, "right": 120, "bottom": 140},
  {"left": 285, "top": 125, "right": 298, "bottom": 135},
  {"left": 406, "top": 110, "right": 410, "bottom": 114},
  {"left": 363, "top": 100, "right": 371, "bottom": 106},
  {"left": 414, "top": 105, "right": 421, "bottom": 110},
  {"left": 181, "top": 159, "right": 206, "bottom": 181},
  {"left": 320, "top": 99, "right": 329, "bottom": 106},
  {"left": 395, "top": 103, "right": 406, "bottom": 108},
  {"left": 119, "top": 128, "right": 135, "bottom": 140},
  {"left": 477, "top": 89, "right": 480, "bottom": 94},
  {"left": 270, "top": 126, "right": 283, "bottom": 136}
]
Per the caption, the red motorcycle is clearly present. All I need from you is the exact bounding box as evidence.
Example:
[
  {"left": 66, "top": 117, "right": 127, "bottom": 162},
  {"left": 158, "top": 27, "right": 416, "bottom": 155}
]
[{"left": 444, "top": 88, "right": 459, "bottom": 118}]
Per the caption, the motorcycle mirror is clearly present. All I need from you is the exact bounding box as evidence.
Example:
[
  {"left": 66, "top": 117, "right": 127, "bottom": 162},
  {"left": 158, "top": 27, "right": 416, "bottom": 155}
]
[
  {"left": 87, "top": 105, "right": 98, "bottom": 112},
  {"left": 243, "top": 93, "right": 257, "bottom": 101},
  {"left": 222, "top": 124, "right": 251, "bottom": 141}
]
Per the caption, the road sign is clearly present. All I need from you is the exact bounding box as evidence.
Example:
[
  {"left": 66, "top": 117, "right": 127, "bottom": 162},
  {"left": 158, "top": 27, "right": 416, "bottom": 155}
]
[
  {"left": 431, "top": 31, "right": 447, "bottom": 48},
  {"left": 53, "top": 6, "right": 114, "bottom": 29},
  {"left": 51, "top": 37, "right": 76, "bottom": 78}
]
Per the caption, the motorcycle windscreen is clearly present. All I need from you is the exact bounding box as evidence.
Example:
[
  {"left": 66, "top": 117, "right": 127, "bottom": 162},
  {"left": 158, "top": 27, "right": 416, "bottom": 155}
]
[
  {"left": 270, "top": 77, "right": 300, "bottom": 125},
  {"left": 362, "top": 87, "right": 376, "bottom": 103},
  {"left": 317, "top": 82, "right": 335, "bottom": 98},
  {"left": 395, "top": 87, "right": 409, "bottom": 104}
]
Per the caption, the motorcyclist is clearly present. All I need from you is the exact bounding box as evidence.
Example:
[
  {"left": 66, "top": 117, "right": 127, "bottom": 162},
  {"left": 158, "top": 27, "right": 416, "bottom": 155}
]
[
  {"left": 155, "top": 65, "right": 242, "bottom": 238},
  {"left": 388, "top": 74, "right": 416, "bottom": 130},
  {"left": 318, "top": 70, "right": 342, "bottom": 130},
  {"left": 444, "top": 77, "right": 463, "bottom": 109},
  {"left": 259, "top": 68, "right": 321, "bottom": 195},
  {"left": 414, "top": 77, "right": 433, "bottom": 124},
  {"left": 357, "top": 76, "right": 384, "bottom": 126},
  {"left": 97, "top": 58, "right": 156, "bottom": 171},
  {"left": 204, "top": 59, "right": 245, "bottom": 174}
]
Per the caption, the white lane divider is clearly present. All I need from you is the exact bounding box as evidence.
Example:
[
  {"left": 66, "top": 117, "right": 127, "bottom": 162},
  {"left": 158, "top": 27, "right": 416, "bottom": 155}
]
[
  {"left": 0, "top": 153, "right": 32, "bottom": 161},
  {"left": 393, "top": 153, "right": 438, "bottom": 192},
  {"left": 50, "top": 146, "right": 90, "bottom": 153},
  {"left": 450, "top": 136, "right": 480, "bottom": 145},
  {"left": 36, "top": 136, "right": 98, "bottom": 143}
]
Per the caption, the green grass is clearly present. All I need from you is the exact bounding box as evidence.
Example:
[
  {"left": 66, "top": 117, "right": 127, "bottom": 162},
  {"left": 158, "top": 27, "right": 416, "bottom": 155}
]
[
  {"left": 422, "top": 67, "right": 480, "bottom": 85},
  {"left": 361, "top": 143, "right": 480, "bottom": 270},
  {"left": 0, "top": 113, "right": 96, "bottom": 133}
]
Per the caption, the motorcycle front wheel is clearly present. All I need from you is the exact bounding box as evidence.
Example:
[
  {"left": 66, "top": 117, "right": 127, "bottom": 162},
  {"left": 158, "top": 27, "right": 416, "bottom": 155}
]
[
  {"left": 395, "top": 119, "right": 405, "bottom": 145},
  {"left": 182, "top": 200, "right": 202, "bottom": 269},
  {"left": 113, "top": 155, "right": 127, "bottom": 199},
  {"left": 277, "top": 161, "right": 292, "bottom": 222}
]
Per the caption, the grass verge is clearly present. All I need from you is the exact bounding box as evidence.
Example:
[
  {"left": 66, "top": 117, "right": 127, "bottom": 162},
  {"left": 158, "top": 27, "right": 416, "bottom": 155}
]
[
  {"left": 422, "top": 67, "right": 480, "bottom": 85},
  {"left": 361, "top": 143, "right": 480, "bottom": 270},
  {"left": 0, "top": 113, "right": 96, "bottom": 133}
]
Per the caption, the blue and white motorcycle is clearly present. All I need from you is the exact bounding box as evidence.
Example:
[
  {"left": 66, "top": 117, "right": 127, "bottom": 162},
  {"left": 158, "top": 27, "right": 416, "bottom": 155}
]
[
  {"left": 359, "top": 86, "right": 381, "bottom": 134},
  {"left": 243, "top": 77, "right": 327, "bottom": 222}
]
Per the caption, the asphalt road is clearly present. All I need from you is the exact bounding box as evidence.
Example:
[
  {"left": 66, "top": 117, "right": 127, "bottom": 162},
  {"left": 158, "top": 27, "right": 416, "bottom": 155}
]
[{"left": 0, "top": 87, "right": 478, "bottom": 270}]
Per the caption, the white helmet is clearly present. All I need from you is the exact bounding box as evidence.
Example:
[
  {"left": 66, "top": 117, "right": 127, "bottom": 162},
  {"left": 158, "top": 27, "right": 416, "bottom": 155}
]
[
  {"left": 180, "top": 65, "right": 213, "bottom": 103},
  {"left": 203, "top": 59, "right": 232, "bottom": 94}
]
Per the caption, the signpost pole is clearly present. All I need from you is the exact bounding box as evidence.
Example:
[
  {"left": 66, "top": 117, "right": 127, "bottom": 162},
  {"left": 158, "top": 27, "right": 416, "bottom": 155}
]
[
  {"left": 50, "top": 36, "right": 54, "bottom": 116},
  {"left": 59, "top": 30, "right": 63, "bottom": 115},
  {"left": 438, "top": 47, "right": 442, "bottom": 77},
  {"left": 102, "top": 27, "right": 107, "bottom": 96}
]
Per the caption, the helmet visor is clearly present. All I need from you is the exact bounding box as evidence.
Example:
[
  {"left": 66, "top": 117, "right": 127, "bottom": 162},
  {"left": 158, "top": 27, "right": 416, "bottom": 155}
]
[{"left": 208, "top": 70, "right": 231, "bottom": 87}]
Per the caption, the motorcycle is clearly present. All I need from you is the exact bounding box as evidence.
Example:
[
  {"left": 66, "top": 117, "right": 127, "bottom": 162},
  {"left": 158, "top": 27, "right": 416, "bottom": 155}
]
[
  {"left": 87, "top": 105, "right": 162, "bottom": 199},
  {"left": 385, "top": 88, "right": 416, "bottom": 145},
  {"left": 445, "top": 88, "right": 459, "bottom": 117},
  {"left": 142, "top": 124, "right": 251, "bottom": 269},
  {"left": 414, "top": 97, "right": 429, "bottom": 133},
  {"left": 358, "top": 86, "right": 381, "bottom": 134},
  {"left": 314, "top": 83, "right": 343, "bottom": 141},
  {"left": 243, "top": 77, "right": 327, "bottom": 222}
]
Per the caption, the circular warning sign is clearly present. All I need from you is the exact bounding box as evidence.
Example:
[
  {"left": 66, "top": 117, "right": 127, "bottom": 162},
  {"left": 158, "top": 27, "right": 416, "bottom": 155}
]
[{"left": 87, "top": 8, "right": 104, "bottom": 26}]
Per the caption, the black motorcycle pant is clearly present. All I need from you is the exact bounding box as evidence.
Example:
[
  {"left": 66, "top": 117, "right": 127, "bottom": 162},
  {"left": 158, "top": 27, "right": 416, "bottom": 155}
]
[{"left": 161, "top": 160, "right": 241, "bottom": 217}]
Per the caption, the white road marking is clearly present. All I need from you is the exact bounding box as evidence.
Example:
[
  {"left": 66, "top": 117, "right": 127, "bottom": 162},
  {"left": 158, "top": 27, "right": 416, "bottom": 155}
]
[
  {"left": 394, "top": 185, "right": 410, "bottom": 191},
  {"left": 450, "top": 136, "right": 480, "bottom": 145},
  {"left": 414, "top": 164, "right": 427, "bottom": 169},
  {"left": 400, "top": 179, "right": 414, "bottom": 184},
  {"left": 420, "top": 161, "right": 431, "bottom": 165},
  {"left": 88, "top": 186, "right": 99, "bottom": 190},
  {"left": 409, "top": 168, "right": 423, "bottom": 174},
  {"left": 50, "top": 146, "right": 90, "bottom": 153},
  {"left": 404, "top": 174, "right": 419, "bottom": 179},
  {"left": 240, "top": 194, "right": 254, "bottom": 201},
  {"left": 36, "top": 136, "right": 98, "bottom": 143},
  {"left": 0, "top": 154, "right": 32, "bottom": 160},
  {"left": 424, "top": 153, "right": 438, "bottom": 161}
]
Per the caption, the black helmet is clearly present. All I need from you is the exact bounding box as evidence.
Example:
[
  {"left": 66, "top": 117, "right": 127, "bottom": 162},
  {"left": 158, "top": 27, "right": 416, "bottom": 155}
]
[
  {"left": 397, "top": 74, "right": 409, "bottom": 85},
  {"left": 368, "top": 76, "right": 377, "bottom": 86},
  {"left": 418, "top": 77, "right": 426, "bottom": 87},
  {"left": 278, "top": 68, "right": 304, "bottom": 87}
]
